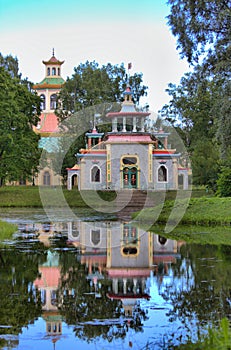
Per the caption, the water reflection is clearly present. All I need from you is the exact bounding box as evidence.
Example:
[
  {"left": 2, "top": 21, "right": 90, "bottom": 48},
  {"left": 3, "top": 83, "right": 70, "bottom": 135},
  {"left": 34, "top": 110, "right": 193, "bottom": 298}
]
[{"left": 0, "top": 211, "right": 231, "bottom": 349}]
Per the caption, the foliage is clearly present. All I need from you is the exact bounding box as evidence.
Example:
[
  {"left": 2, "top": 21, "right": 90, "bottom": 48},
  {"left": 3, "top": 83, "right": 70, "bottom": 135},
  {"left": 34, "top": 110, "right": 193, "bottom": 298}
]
[
  {"left": 0, "top": 249, "right": 45, "bottom": 335},
  {"left": 160, "top": 67, "right": 220, "bottom": 186},
  {"left": 216, "top": 166, "right": 231, "bottom": 197},
  {"left": 173, "top": 318, "right": 231, "bottom": 349},
  {"left": 163, "top": 1, "right": 231, "bottom": 188},
  {"left": 160, "top": 243, "right": 231, "bottom": 349},
  {"left": 56, "top": 61, "right": 148, "bottom": 118},
  {"left": 167, "top": 0, "right": 231, "bottom": 66},
  {"left": 0, "top": 54, "right": 41, "bottom": 185}
]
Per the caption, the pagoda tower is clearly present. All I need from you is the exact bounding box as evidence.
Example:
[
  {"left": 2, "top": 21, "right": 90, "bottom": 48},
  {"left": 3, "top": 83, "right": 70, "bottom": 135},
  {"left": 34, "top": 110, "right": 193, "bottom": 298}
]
[
  {"left": 33, "top": 51, "right": 65, "bottom": 186},
  {"left": 33, "top": 49, "right": 65, "bottom": 135}
]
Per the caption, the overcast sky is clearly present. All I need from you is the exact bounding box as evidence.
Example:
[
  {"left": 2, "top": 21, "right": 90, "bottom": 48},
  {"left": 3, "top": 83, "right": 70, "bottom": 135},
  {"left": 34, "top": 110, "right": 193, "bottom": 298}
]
[{"left": 0, "top": 0, "right": 190, "bottom": 113}]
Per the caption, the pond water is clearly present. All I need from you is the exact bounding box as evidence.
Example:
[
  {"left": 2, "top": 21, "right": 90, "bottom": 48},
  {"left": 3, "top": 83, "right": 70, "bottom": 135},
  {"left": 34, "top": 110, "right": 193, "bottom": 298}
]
[{"left": 0, "top": 208, "right": 231, "bottom": 350}]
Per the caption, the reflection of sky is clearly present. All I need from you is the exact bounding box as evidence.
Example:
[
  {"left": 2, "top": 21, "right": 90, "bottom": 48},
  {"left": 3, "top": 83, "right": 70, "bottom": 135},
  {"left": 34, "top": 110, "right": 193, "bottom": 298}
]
[{"left": 17, "top": 269, "right": 197, "bottom": 350}]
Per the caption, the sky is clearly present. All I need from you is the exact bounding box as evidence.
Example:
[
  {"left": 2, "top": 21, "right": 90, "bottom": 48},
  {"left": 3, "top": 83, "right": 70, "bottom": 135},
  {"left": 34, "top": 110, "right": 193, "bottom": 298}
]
[{"left": 0, "top": 0, "right": 190, "bottom": 113}]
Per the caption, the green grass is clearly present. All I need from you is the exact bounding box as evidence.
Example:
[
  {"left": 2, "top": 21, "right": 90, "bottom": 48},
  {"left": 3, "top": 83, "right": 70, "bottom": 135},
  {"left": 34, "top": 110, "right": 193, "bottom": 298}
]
[
  {"left": 0, "top": 186, "right": 230, "bottom": 226},
  {"left": 0, "top": 186, "right": 117, "bottom": 207},
  {"left": 174, "top": 318, "right": 231, "bottom": 350},
  {"left": 0, "top": 220, "right": 17, "bottom": 245},
  {"left": 133, "top": 197, "right": 231, "bottom": 226}
]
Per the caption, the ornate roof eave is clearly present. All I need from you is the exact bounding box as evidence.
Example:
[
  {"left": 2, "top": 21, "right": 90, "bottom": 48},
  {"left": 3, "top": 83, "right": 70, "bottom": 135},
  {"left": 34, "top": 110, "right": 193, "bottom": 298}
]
[
  {"left": 106, "top": 112, "right": 150, "bottom": 118},
  {"left": 33, "top": 83, "right": 65, "bottom": 89},
  {"left": 42, "top": 59, "right": 64, "bottom": 65}
]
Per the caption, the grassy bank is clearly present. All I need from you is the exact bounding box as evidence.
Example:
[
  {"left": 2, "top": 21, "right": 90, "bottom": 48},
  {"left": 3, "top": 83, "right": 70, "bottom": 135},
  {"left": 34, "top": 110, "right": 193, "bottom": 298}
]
[
  {"left": 0, "top": 186, "right": 230, "bottom": 226},
  {"left": 0, "top": 186, "right": 117, "bottom": 207},
  {"left": 0, "top": 186, "right": 208, "bottom": 208},
  {"left": 133, "top": 196, "right": 231, "bottom": 226}
]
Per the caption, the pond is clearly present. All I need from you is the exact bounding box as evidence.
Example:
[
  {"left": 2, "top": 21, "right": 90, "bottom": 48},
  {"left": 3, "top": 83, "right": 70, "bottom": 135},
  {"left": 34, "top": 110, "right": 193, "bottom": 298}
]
[{"left": 0, "top": 208, "right": 230, "bottom": 350}]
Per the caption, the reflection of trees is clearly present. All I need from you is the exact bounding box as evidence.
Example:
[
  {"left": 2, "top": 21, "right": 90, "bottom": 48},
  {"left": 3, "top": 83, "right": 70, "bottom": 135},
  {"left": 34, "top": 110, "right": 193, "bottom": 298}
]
[
  {"left": 0, "top": 249, "right": 46, "bottom": 335},
  {"left": 160, "top": 244, "right": 231, "bottom": 333},
  {"left": 57, "top": 251, "right": 147, "bottom": 342}
]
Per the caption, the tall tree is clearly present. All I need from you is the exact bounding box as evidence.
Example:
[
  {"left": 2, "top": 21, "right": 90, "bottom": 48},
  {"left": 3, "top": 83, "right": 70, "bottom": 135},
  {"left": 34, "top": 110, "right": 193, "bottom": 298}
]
[
  {"left": 160, "top": 67, "right": 219, "bottom": 186},
  {"left": 164, "top": 0, "right": 231, "bottom": 189},
  {"left": 0, "top": 54, "right": 41, "bottom": 185},
  {"left": 167, "top": 0, "right": 231, "bottom": 67},
  {"left": 56, "top": 61, "right": 148, "bottom": 119}
]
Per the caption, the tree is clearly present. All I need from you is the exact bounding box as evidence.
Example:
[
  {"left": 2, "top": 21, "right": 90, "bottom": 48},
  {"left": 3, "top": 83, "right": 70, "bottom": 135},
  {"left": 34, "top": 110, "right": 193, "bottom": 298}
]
[
  {"left": 56, "top": 61, "right": 148, "bottom": 119},
  {"left": 216, "top": 166, "right": 231, "bottom": 197},
  {"left": 162, "top": 1, "right": 231, "bottom": 187},
  {"left": 0, "top": 54, "right": 41, "bottom": 185},
  {"left": 160, "top": 67, "right": 219, "bottom": 186},
  {"left": 167, "top": 0, "right": 231, "bottom": 67}
]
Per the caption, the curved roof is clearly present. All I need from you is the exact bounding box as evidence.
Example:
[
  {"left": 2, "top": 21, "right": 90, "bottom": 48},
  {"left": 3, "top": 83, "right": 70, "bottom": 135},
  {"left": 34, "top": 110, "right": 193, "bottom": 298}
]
[
  {"left": 42, "top": 55, "right": 64, "bottom": 65},
  {"left": 33, "top": 77, "right": 65, "bottom": 89}
]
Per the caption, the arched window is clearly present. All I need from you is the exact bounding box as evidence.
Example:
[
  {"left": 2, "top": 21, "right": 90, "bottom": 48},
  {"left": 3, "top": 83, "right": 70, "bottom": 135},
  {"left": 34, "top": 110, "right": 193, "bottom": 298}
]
[
  {"left": 47, "top": 67, "right": 50, "bottom": 76},
  {"left": 91, "top": 166, "right": 100, "bottom": 182},
  {"left": 50, "top": 94, "right": 57, "bottom": 109},
  {"left": 91, "top": 229, "right": 100, "bottom": 245},
  {"left": 158, "top": 165, "right": 167, "bottom": 182},
  {"left": 58, "top": 68, "right": 60, "bottom": 76},
  {"left": 43, "top": 171, "right": 50, "bottom": 185},
  {"left": 52, "top": 67, "right": 56, "bottom": 75},
  {"left": 158, "top": 235, "right": 167, "bottom": 245},
  {"left": 40, "top": 94, "right": 46, "bottom": 110}
]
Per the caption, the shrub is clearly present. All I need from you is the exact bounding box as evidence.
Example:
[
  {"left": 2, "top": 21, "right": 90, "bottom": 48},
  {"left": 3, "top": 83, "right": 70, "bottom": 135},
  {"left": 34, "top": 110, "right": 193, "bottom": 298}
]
[{"left": 216, "top": 167, "right": 231, "bottom": 197}]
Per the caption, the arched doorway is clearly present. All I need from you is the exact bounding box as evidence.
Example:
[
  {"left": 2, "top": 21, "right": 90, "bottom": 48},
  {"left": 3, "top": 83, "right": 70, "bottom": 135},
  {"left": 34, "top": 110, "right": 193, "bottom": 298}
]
[
  {"left": 71, "top": 174, "right": 78, "bottom": 188},
  {"left": 123, "top": 166, "right": 137, "bottom": 189},
  {"left": 121, "top": 156, "right": 139, "bottom": 189}
]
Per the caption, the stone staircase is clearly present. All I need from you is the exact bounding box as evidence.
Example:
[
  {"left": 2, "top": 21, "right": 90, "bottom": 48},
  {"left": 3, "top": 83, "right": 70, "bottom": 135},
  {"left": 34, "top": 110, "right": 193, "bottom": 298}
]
[{"left": 116, "top": 190, "right": 155, "bottom": 221}]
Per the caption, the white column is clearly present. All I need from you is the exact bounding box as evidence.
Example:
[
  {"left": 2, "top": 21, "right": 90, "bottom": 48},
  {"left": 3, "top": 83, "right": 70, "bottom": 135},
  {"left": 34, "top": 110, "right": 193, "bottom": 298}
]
[
  {"left": 112, "top": 117, "right": 118, "bottom": 132},
  {"left": 132, "top": 117, "right": 137, "bottom": 132},
  {"left": 122, "top": 117, "right": 126, "bottom": 132},
  {"left": 183, "top": 173, "right": 189, "bottom": 190},
  {"left": 112, "top": 278, "right": 118, "bottom": 294},
  {"left": 67, "top": 173, "right": 72, "bottom": 190},
  {"left": 123, "top": 278, "right": 127, "bottom": 294},
  {"left": 141, "top": 117, "right": 145, "bottom": 132}
]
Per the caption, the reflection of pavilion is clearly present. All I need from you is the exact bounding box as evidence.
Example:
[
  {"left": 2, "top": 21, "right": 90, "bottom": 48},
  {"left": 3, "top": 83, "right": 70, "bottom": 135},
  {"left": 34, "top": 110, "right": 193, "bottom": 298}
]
[
  {"left": 67, "top": 220, "right": 183, "bottom": 316},
  {"left": 33, "top": 251, "right": 63, "bottom": 337}
]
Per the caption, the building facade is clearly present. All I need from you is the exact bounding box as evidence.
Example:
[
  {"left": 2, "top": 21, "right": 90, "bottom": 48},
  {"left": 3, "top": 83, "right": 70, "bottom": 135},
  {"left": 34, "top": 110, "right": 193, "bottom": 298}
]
[{"left": 67, "top": 86, "right": 189, "bottom": 190}]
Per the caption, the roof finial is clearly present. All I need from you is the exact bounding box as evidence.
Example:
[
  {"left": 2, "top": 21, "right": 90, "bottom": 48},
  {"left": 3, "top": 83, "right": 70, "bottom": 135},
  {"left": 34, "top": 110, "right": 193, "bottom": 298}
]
[{"left": 52, "top": 48, "right": 55, "bottom": 57}]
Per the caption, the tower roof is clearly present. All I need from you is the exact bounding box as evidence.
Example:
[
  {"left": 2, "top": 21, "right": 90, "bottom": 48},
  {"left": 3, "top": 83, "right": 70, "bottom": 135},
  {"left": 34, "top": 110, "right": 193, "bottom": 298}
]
[
  {"left": 42, "top": 49, "right": 64, "bottom": 65},
  {"left": 107, "top": 83, "right": 150, "bottom": 118}
]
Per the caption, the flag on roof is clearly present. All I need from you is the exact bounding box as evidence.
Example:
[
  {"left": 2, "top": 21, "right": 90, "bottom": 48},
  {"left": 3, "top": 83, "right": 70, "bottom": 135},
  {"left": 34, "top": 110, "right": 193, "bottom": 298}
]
[{"left": 128, "top": 62, "right": 132, "bottom": 70}]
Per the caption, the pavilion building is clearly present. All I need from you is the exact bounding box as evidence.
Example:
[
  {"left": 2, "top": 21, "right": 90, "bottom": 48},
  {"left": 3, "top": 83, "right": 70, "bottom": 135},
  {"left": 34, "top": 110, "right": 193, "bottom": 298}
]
[{"left": 67, "top": 85, "right": 189, "bottom": 190}]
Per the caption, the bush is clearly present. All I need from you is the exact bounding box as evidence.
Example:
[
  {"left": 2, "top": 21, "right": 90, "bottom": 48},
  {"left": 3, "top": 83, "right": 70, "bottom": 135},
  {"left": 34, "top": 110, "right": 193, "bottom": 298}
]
[{"left": 216, "top": 167, "right": 231, "bottom": 197}]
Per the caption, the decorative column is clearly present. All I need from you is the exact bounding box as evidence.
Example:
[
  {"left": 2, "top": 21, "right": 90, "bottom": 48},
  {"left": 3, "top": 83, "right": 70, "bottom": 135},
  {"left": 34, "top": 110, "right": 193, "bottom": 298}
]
[
  {"left": 112, "top": 117, "right": 118, "bottom": 132},
  {"left": 133, "top": 278, "right": 138, "bottom": 293},
  {"left": 123, "top": 278, "right": 127, "bottom": 294},
  {"left": 164, "top": 137, "right": 168, "bottom": 149},
  {"left": 132, "top": 117, "right": 137, "bottom": 132},
  {"left": 112, "top": 278, "right": 118, "bottom": 294},
  {"left": 141, "top": 117, "right": 145, "bottom": 132},
  {"left": 122, "top": 117, "right": 127, "bottom": 132}
]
